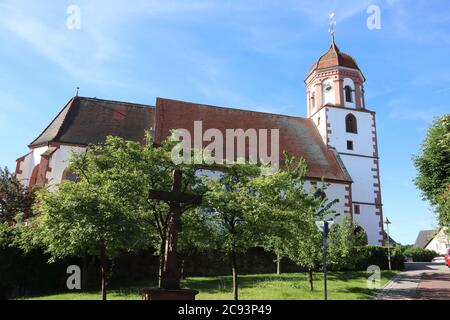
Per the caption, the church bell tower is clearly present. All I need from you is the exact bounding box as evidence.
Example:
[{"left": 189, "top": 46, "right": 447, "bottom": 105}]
[{"left": 305, "top": 35, "right": 385, "bottom": 245}]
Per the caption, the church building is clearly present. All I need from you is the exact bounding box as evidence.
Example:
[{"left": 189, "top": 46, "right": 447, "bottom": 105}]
[{"left": 15, "top": 38, "right": 385, "bottom": 245}]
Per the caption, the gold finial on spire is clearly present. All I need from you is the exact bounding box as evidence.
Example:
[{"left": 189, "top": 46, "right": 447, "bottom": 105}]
[{"left": 328, "top": 12, "right": 336, "bottom": 44}]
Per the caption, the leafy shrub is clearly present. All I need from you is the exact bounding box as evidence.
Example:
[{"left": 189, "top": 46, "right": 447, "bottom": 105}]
[
  {"left": 403, "top": 247, "right": 439, "bottom": 262},
  {"left": 351, "top": 245, "right": 405, "bottom": 271},
  {"left": 0, "top": 247, "right": 70, "bottom": 299}
]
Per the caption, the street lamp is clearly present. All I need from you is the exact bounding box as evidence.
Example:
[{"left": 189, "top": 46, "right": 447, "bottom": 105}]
[
  {"left": 384, "top": 218, "right": 392, "bottom": 271},
  {"left": 315, "top": 214, "right": 340, "bottom": 301}
]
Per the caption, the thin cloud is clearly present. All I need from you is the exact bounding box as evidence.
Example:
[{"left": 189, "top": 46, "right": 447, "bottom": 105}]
[
  {"left": 288, "top": 0, "right": 380, "bottom": 24},
  {"left": 388, "top": 105, "right": 445, "bottom": 123}
]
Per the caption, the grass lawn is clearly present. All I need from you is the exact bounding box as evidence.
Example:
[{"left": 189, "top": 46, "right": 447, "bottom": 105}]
[{"left": 25, "top": 270, "right": 397, "bottom": 300}]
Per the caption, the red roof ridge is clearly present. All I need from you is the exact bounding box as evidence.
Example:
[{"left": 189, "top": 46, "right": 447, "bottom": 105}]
[
  {"left": 79, "top": 96, "right": 155, "bottom": 109},
  {"left": 157, "top": 97, "right": 309, "bottom": 122}
]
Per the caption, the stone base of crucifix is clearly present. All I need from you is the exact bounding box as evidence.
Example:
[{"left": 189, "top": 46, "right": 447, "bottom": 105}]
[{"left": 141, "top": 288, "right": 198, "bottom": 301}]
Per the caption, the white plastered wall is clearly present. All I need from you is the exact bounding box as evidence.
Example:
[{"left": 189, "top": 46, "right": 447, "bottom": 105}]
[
  {"left": 425, "top": 228, "right": 449, "bottom": 255},
  {"left": 16, "top": 146, "right": 48, "bottom": 186},
  {"left": 327, "top": 108, "right": 374, "bottom": 156},
  {"left": 310, "top": 107, "right": 328, "bottom": 145},
  {"left": 306, "top": 81, "right": 318, "bottom": 117},
  {"left": 340, "top": 155, "right": 375, "bottom": 203},
  {"left": 303, "top": 180, "right": 349, "bottom": 223},
  {"left": 46, "top": 145, "right": 86, "bottom": 191},
  {"left": 353, "top": 204, "right": 381, "bottom": 245},
  {"left": 326, "top": 107, "right": 383, "bottom": 245}
]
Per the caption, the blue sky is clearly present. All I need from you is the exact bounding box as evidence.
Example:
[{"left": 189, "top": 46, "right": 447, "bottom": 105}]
[{"left": 0, "top": 0, "right": 449, "bottom": 244}]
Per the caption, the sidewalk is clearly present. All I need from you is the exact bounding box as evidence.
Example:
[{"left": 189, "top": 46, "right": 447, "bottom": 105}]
[
  {"left": 374, "top": 263, "right": 449, "bottom": 300},
  {"left": 416, "top": 272, "right": 450, "bottom": 300}
]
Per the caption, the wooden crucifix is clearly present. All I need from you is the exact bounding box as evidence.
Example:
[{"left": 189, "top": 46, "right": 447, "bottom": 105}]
[{"left": 149, "top": 169, "right": 202, "bottom": 290}]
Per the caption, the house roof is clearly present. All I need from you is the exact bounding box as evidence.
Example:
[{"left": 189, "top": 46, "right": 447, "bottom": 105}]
[
  {"left": 154, "top": 98, "right": 351, "bottom": 182},
  {"left": 307, "top": 37, "right": 363, "bottom": 79},
  {"left": 383, "top": 231, "right": 398, "bottom": 246},
  {"left": 29, "top": 96, "right": 351, "bottom": 183},
  {"left": 29, "top": 97, "right": 155, "bottom": 147},
  {"left": 414, "top": 230, "right": 437, "bottom": 248}
]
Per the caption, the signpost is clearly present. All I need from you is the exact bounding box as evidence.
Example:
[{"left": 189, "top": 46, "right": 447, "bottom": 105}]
[
  {"left": 316, "top": 220, "right": 333, "bottom": 301},
  {"left": 384, "top": 218, "right": 392, "bottom": 271}
]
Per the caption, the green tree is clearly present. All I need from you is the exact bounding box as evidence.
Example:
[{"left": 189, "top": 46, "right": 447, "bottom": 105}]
[
  {"left": 178, "top": 208, "right": 221, "bottom": 279},
  {"left": 202, "top": 163, "right": 261, "bottom": 300},
  {"left": 251, "top": 155, "right": 340, "bottom": 291},
  {"left": 0, "top": 167, "right": 37, "bottom": 225},
  {"left": 0, "top": 221, "right": 12, "bottom": 249},
  {"left": 327, "top": 215, "right": 368, "bottom": 270},
  {"left": 250, "top": 156, "right": 311, "bottom": 276},
  {"left": 32, "top": 137, "right": 160, "bottom": 300},
  {"left": 414, "top": 115, "right": 450, "bottom": 227}
]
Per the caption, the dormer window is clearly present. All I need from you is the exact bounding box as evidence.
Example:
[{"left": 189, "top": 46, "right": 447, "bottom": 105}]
[{"left": 344, "top": 86, "right": 353, "bottom": 102}]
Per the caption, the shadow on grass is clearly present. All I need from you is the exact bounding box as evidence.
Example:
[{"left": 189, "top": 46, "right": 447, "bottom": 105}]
[
  {"left": 334, "top": 270, "right": 397, "bottom": 282},
  {"left": 182, "top": 273, "right": 321, "bottom": 294},
  {"left": 341, "top": 286, "right": 375, "bottom": 298},
  {"left": 23, "top": 271, "right": 398, "bottom": 299}
]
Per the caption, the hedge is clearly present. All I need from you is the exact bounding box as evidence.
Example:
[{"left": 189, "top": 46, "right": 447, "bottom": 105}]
[
  {"left": 1, "top": 245, "right": 404, "bottom": 299},
  {"left": 0, "top": 247, "right": 71, "bottom": 299},
  {"left": 402, "top": 247, "right": 440, "bottom": 262},
  {"left": 348, "top": 245, "right": 405, "bottom": 271}
]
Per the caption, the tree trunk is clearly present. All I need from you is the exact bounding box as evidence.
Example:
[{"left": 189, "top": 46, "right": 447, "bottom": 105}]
[
  {"left": 308, "top": 268, "right": 314, "bottom": 292},
  {"left": 82, "top": 255, "right": 89, "bottom": 291},
  {"left": 100, "top": 248, "right": 108, "bottom": 301},
  {"left": 158, "top": 239, "right": 165, "bottom": 288},
  {"left": 180, "top": 258, "right": 185, "bottom": 281},
  {"left": 230, "top": 252, "right": 239, "bottom": 301},
  {"left": 276, "top": 253, "right": 281, "bottom": 275}
]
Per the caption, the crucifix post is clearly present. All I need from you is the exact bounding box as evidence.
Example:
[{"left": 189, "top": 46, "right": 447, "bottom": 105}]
[
  {"left": 148, "top": 169, "right": 202, "bottom": 292},
  {"left": 161, "top": 170, "right": 183, "bottom": 290}
]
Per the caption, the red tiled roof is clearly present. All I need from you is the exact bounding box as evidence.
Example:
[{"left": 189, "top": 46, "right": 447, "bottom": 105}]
[
  {"left": 155, "top": 98, "right": 351, "bottom": 182},
  {"left": 29, "top": 97, "right": 156, "bottom": 147},
  {"left": 308, "top": 39, "right": 361, "bottom": 77},
  {"left": 29, "top": 96, "right": 351, "bottom": 182}
]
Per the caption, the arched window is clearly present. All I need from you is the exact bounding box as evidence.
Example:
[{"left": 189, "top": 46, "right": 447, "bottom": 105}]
[
  {"left": 344, "top": 86, "right": 353, "bottom": 102},
  {"left": 62, "top": 168, "right": 78, "bottom": 182},
  {"left": 310, "top": 92, "right": 316, "bottom": 110},
  {"left": 29, "top": 164, "right": 40, "bottom": 187},
  {"left": 346, "top": 114, "right": 358, "bottom": 133},
  {"left": 353, "top": 226, "right": 368, "bottom": 245},
  {"left": 322, "top": 79, "right": 334, "bottom": 105}
]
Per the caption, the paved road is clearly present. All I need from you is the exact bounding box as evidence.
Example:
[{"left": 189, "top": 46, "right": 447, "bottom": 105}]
[{"left": 375, "top": 262, "right": 450, "bottom": 300}]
